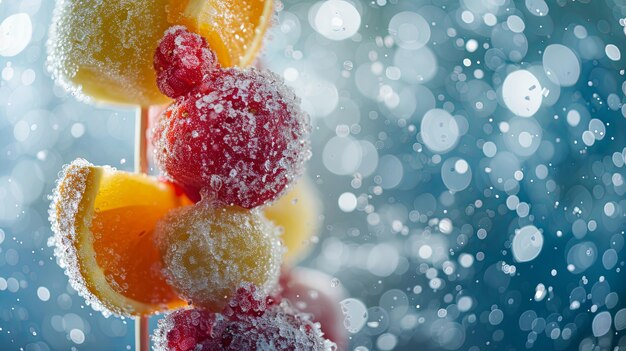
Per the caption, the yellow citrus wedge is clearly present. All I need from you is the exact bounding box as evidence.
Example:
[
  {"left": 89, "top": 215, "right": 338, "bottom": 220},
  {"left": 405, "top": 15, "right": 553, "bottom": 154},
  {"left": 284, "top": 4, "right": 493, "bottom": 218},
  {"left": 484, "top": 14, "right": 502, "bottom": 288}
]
[
  {"left": 166, "top": 0, "right": 274, "bottom": 68},
  {"left": 48, "top": 158, "right": 190, "bottom": 316},
  {"left": 264, "top": 178, "right": 322, "bottom": 262},
  {"left": 47, "top": 0, "right": 274, "bottom": 106}
]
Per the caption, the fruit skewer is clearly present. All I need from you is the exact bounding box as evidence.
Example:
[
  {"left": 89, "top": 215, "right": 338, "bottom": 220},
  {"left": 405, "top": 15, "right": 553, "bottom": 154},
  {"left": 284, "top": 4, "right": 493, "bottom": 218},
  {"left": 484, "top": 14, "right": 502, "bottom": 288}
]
[{"left": 134, "top": 107, "right": 150, "bottom": 351}]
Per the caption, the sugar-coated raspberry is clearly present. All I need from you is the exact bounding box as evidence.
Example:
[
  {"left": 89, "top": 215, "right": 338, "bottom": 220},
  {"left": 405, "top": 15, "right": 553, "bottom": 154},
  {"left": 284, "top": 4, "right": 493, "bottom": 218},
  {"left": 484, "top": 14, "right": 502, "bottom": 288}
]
[
  {"left": 158, "top": 309, "right": 216, "bottom": 351},
  {"left": 151, "top": 67, "right": 310, "bottom": 209},
  {"left": 154, "top": 26, "right": 219, "bottom": 99},
  {"left": 153, "top": 284, "right": 337, "bottom": 351}
]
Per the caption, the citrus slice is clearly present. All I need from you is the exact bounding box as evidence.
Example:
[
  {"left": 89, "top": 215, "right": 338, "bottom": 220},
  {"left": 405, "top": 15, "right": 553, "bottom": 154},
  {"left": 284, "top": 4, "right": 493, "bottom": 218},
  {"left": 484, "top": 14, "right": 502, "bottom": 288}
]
[
  {"left": 47, "top": 0, "right": 274, "bottom": 106},
  {"left": 264, "top": 178, "right": 322, "bottom": 262},
  {"left": 166, "top": 0, "right": 274, "bottom": 68},
  {"left": 48, "top": 158, "right": 190, "bottom": 316}
]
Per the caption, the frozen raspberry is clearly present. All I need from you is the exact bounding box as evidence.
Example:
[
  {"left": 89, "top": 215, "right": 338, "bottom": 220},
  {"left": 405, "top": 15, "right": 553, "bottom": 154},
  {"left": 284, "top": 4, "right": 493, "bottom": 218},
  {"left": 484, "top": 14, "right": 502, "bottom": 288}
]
[
  {"left": 156, "top": 309, "right": 216, "bottom": 351},
  {"left": 151, "top": 67, "right": 310, "bottom": 208},
  {"left": 154, "top": 26, "right": 219, "bottom": 99},
  {"left": 154, "top": 284, "right": 336, "bottom": 351}
]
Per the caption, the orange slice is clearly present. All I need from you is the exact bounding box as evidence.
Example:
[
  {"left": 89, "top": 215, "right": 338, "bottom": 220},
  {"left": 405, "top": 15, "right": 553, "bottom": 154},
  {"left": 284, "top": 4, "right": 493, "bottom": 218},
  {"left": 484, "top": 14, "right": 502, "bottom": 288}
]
[
  {"left": 48, "top": 0, "right": 274, "bottom": 106},
  {"left": 48, "top": 159, "right": 190, "bottom": 316},
  {"left": 166, "top": 0, "right": 274, "bottom": 68}
]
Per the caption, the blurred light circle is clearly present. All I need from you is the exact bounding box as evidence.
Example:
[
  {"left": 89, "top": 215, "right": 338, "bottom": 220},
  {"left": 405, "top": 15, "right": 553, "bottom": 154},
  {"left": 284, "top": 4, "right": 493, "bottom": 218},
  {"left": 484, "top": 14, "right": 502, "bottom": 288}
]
[
  {"left": 488, "top": 151, "right": 520, "bottom": 191},
  {"left": 441, "top": 157, "right": 472, "bottom": 192},
  {"left": 491, "top": 23, "right": 528, "bottom": 62},
  {"left": 379, "top": 289, "right": 408, "bottom": 318},
  {"left": 615, "top": 309, "right": 626, "bottom": 331},
  {"left": 420, "top": 108, "right": 460, "bottom": 154},
  {"left": 483, "top": 141, "right": 497, "bottom": 157},
  {"left": 527, "top": 65, "right": 561, "bottom": 107},
  {"left": 592, "top": 312, "right": 612, "bottom": 337},
  {"left": 394, "top": 46, "right": 438, "bottom": 83},
  {"left": 543, "top": 44, "right": 581, "bottom": 87},
  {"left": 338, "top": 192, "right": 357, "bottom": 212},
  {"left": 0, "top": 176, "right": 22, "bottom": 221},
  {"left": 525, "top": 0, "right": 549, "bottom": 16},
  {"left": 325, "top": 98, "right": 360, "bottom": 129},
  {"left": 11, "top": 159, "right": 44, "bottom": 204},
  {"left": 367, "top": 243, "right": 399, "bottom": 276},
  {"left": 567, "top": 242, "right": 597, "bottom": 274},
  {"left": 605, "top": 44, "right": 621, "bottom": 61},
  {"left": 312, "top": 0, "right": 361, "bottom": 41},
  {"left": 503, "top": 117, "right": 543, "bottom": 157},
  {"left": 291, "top": 76, "right": 338, "bottom": 118},
  {"left": 431, "top": 320, "right": 465, "bottom": 350},
  {"left": 355, "top": 63, "right": 380, "bottom": 99},
  {"left": 460, "top": 80, "right": 498, "bottom": 118},
  {"left": 574, "top": 25, "right": 588, "bottom": 39},
  {"left": 323, "top": 136, "right": 362, "bottom": 175},
  {"left": 485, "top": 48, "right": 507, "bottom": 71},
  {"left": 501, "top": 70, "right": 543, "bottom": 117},
  {"left": 376, "top": 333, "right": 397, "bottom": 351},
  {"left": 388, "top": 11, "right": 430, "bottom": 50},
  {"left": 567, "top": 109, "right": 581, "bottom": 127},
  {"left": 588, "top": 118, "right": 606, "bottom": 141},
  {"left": 380, "top": 85, "right": 417, "bottom": 119},
  {"left": 0, "top": 13, "right": 32, "bottom": 57},
  {"left": 377, "top": 155, "right": 403, "bottom": 189},
  {"left": 357, "top": 140, "right": 379, "bottom": 177},
  {"left": 512, "top": 225, "right": 544, "bottom": 262},
  {"left": 506, "top": 15, "right": 525, "bottom": 33}
]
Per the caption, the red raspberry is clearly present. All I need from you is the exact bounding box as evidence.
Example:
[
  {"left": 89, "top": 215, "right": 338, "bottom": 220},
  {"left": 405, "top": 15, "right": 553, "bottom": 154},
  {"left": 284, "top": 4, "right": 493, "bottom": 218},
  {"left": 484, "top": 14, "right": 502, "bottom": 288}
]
[
  {"left": 151, "top": 68, "right": 310, "bottom": 209},
  {"left": 154, "top": 284, "right": 336, "bottom": 351},
  {"left": 154, "top": 26, "right": 219, "bottom": 99},
  {"left": 154, "top": 308, "right": 216, "bottom": 351}
]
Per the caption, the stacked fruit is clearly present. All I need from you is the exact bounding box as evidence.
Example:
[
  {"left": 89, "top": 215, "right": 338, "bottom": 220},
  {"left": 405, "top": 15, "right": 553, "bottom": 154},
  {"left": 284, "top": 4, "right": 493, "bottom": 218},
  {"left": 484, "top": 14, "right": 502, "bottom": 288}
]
[{"left": 47, "top": 0, "right": 346, "bottom": 349}]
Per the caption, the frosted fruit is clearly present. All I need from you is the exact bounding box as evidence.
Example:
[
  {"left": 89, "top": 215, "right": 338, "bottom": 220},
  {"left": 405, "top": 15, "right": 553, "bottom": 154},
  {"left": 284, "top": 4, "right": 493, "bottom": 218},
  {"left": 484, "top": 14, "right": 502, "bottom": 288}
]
[
  {"left": 154, "top": 26, "right": 219, "bottom": 99},
  {"left": 48, "top": 159, "right": 189, "bottom": 317},
  {"left": 46, "top": 0, "right": 273, "bottom": 105},
  {"left": 155, "top": 201, "right": 283, "bottom": 311},
  {"left": 152, "top": 67, "right": 311, "bottom": 209},
  {"left": 153, "top": 284, "right": 337, "bottom": 351}
]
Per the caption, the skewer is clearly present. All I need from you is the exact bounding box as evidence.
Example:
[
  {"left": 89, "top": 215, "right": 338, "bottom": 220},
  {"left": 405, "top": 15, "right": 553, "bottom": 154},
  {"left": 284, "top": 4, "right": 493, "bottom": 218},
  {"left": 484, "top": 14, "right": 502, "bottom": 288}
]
[{"left": 134, "top": 107, "right": 150, "bottom": 351}]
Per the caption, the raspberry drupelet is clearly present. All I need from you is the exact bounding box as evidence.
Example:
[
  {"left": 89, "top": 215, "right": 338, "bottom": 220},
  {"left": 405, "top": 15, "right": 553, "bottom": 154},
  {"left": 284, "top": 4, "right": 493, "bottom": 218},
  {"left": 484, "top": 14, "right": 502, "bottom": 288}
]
[{"left": 154, "top": 26, "right": 219, "bottom": 99}]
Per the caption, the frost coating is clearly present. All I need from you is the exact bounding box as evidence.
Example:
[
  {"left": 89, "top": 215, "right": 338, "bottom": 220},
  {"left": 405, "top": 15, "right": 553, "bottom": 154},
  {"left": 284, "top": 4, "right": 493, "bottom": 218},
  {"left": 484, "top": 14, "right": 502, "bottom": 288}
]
[
  {"left": 46, "top": 0, "right": 172, "bottom": 105},
  {"left": 47, "top": 159, "right": 115, "bottom": 316},
  {"left": 155, "top": 201, "right": 284, "bottom": 312},
  {"left": 152, "top": 67, "right": 311, "bottom": 208},
  {"left": 153, "top": 284, "right": 336, "bottom": 351}
]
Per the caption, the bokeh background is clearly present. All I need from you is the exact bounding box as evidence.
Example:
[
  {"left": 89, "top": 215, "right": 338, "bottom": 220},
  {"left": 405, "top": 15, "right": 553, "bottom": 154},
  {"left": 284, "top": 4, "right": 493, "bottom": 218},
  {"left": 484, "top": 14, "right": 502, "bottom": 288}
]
[{"left": 3, "top": 0, "right": 626, "bottom": 350}]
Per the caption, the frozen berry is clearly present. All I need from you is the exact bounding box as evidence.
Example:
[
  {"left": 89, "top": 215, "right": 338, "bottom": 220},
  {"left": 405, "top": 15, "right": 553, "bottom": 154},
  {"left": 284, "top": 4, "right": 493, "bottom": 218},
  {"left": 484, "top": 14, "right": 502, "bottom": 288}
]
[
  {"left": 151, "top": 67, "right": 310, "bottom": 209},
  {"left": 156, "top": 309, "right": 216, "bottom": 351},
  {"left": 153, "top": 284, "right": 337, "bottom": 351},
  {"left": 155, "top": 200, "right": 283, "bottom": 312},
  {"left": 154, "top": 26, "right": 219, "bottom": 99}
]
